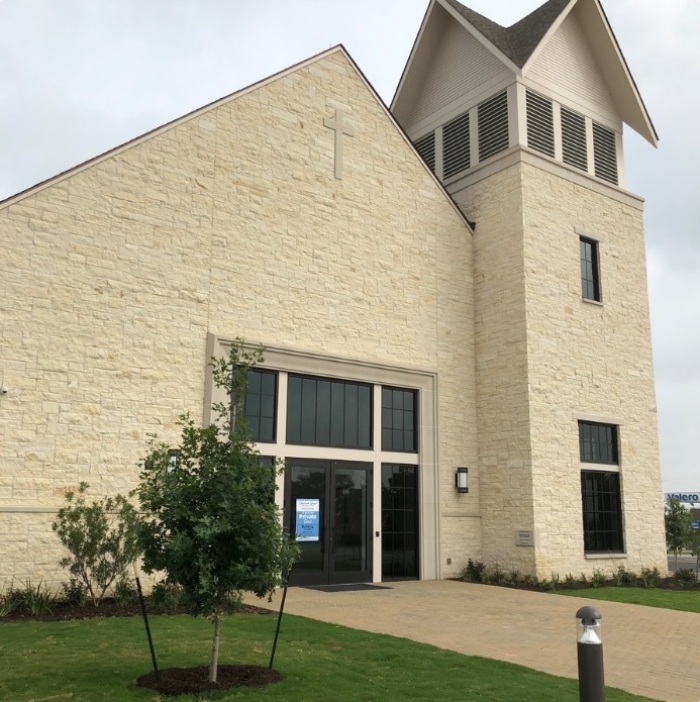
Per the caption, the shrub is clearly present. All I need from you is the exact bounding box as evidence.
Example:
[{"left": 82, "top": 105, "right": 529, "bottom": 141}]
[
  {"left": 611, "top": 566, "right": 626, "bottom": 587},
  {"left": 0, "top": 583, "right": 23, "bottom": 618},
  {"left": 113, "top": 575, "right": 138, "bottom": 606},
  {"left": 61, "top": 578, "right": 88, "bottom": 607},
  {"left": 52, "top": 483, "right": 141, "bottom": 607},
  {"left": 490, "top": 564, "right": 506, "bottom": 585},
  {"left": 149, "top": 580, "right": 184, "bottom": 613},
  {"left": 462, "top": 559, "right": 486, "bottom": 583},
  {"left": 639, "top": 567, "right": 661, "bottom": 589},
  {"left": 521, "top": 573, "right": 539, "bottom": 587},
  {"left": 671, "top": 568, "right": 698, "bottom": 589},
  {"left": 591, "top": 569, "right": 606, "bottom": 588},
  {"left": 21, "top": 580, "right": 55, "bottom": 616}
]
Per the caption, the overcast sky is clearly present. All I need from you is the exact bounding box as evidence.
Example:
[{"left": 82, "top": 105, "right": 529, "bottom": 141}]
[{"left": 1, "top": 0, "right": 698, "bottom": 492}]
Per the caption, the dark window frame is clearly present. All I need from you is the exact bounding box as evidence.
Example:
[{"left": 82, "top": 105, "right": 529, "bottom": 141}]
[
  {"left": 381, "top": 386, "right": 418, "bottom": 453},
  {"left": 580, "top": 236, "right": 601, "bottom": 302},
  {"left": 244, "top": 369, "right": 278, "bottom": 443},
  {"left": 381, "top": 463, "right": 420, "bottom": 579},
  {"left": 581, "top": 470, "right": 624, "bottom": 553},
  {"left": 286, "top": 373, "right": 373, "bottom": 450},
  {"left": 578, "top": 421, "right": 618, "bottom": 465}
]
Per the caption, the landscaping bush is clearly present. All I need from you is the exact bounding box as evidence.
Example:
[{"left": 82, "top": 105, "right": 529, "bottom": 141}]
[
  {"left": 462, "top": 559, "right": 486, "bottom": 583},
  {"left": 52, "top": 483, "right": 141, "bottom": 607},
  {"left": 458, "top": 561, "right": 699, "bottom": 594}
]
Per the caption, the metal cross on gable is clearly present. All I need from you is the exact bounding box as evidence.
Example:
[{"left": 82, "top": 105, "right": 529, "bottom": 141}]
[{"left": 323, "top": 108, "right": 354, "bottom": 180}]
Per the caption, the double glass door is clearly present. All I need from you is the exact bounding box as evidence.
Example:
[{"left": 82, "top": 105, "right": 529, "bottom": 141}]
[{"left": 285, "top": 459, "right": 372, "bottom": 586}]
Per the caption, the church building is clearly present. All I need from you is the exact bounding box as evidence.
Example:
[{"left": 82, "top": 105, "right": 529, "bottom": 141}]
[{"left": 0, "top": 0, "right": 668, "bottom": 587}]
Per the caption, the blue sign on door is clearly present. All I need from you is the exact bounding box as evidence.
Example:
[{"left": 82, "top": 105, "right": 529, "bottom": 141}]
[{"left": 295, "top": 499, "right": 320, "bottom": 542}]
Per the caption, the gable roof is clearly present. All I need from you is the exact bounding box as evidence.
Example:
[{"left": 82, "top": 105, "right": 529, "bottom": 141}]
[
  {"left": 442, "top": 0, "right": 572, "bottom": 68},
  {"left": 0, "top": 45, "right": 472, "bottom": 230},
  {"left": 392, "top": 0, "right": 657, "bottom": 146}
]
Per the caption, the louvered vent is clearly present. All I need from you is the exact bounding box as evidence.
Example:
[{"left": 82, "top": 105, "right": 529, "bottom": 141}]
[
  {"left": 413, "top": 131, "right": 436, "bottom": 174},
  {"left": 442, "top": 111, "right": 471, "bottom": 179},
  {"left": 592, "top": 123, "right": 618, "bottom": 185},
  {"left": 561, "top": 108, "right": 587, "bottom": 172},
  {"left": 478, "top": 91, "right": 509, "bottom": 162},
  {"left": 526, "top": 91, "right": 554, "bottom": 157}
]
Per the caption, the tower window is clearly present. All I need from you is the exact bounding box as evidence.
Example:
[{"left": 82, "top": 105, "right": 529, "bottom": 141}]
[
  {"left": 593, "top": 123, "right": 618, "bottom": 185},
  {"left": 580, "top": 237, "right": 601, "bottom": 302},
  {"left": 526, "top": 91, "right": 554, "bottom": 157},
  {"left": 477, "top": 91, "right": 509, "bottom": 162},
  {"left": 579, "top": 421, "right": 618, "bottom": 464},
  {"left": 442, "top": 111, "right": 471, "bottom": 179},
  {"left": 561, "top": 108, "right": 588, "bottom": 172},
  {"left": 581, "top": 471, "right": 624, "bottom": 553},
  {"left": 579, "top": 422, "right": 623, "bottom": 554},
  {"left": 413, "top": 131, "right": 436, "bottom": 174}
]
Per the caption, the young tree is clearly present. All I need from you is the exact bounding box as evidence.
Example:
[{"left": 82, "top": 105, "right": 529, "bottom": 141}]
[
  {"left": 664, "top": 496, "right": 692, "bottom": 570},
  {"left": 52, "top": 483, "right": 141, "bottom": 607},
  {"left": 136, "top": 341, "right": 296, "bottom": 683},
  {"left": 688, "top": 524, "right": 700, "bottom": 577}
]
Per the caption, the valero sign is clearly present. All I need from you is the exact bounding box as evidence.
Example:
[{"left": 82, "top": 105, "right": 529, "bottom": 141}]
[{"left": 665, "top": 492, "right": 700, "bottom": 504}]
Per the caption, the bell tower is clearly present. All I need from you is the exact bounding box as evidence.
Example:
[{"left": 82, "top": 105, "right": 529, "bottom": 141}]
[{"left": 392, "top": 0, "right": 667, "bottom": 577}]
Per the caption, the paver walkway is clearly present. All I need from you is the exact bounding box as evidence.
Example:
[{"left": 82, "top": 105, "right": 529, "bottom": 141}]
[{"left": 247, "top": 580, "right": 699, "bottom": 702}]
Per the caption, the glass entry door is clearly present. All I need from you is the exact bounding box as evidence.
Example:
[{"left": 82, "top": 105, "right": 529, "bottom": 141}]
[{"left": 285, "top": 459, "right": 372, "bottom": 586}]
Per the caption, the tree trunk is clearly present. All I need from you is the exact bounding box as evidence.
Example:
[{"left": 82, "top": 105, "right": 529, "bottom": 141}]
[{"left": 209, "top": 616, "right": 221, "bottom": 683}]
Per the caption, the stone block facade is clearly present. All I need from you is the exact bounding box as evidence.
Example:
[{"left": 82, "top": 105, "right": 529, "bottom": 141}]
[
  {"left": 0, "top": 49, "right": 479, "bottom": 587},
  {"left": 0, "top": 34, "right": 668, "bottom": 588}
]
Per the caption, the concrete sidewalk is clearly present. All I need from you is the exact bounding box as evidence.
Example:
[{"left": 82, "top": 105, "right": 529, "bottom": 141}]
[{"left": 248, "top": 580, "right": 699, "bottom": 702}]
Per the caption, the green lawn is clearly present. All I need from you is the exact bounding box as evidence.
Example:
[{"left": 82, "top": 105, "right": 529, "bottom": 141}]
[
  {"left": 557, "top": 587, "right": 700, "bottom": 613},
  {"left": 0, "top": 612, "right": 659, "bottom": 701}
]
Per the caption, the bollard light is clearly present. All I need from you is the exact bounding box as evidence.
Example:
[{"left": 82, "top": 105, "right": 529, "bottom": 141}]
[
  {"left": 577, "top": 606, "right": 602, "bottom": 645},
  {"left": 575, "top": 606, "right": 605, "bottom": 702}
]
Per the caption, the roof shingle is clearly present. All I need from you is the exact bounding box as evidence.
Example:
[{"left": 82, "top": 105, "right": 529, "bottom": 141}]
[{"left": 442, "top": 0, "right": 572, "bottom": 67}]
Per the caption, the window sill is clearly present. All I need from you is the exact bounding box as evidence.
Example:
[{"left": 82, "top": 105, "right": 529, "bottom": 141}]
[
  {"left": 581, "top": 298, "right": 603, "bottom": 307},
  {"left": 584, "top": 553, "right": 627, "bottom": 560}
]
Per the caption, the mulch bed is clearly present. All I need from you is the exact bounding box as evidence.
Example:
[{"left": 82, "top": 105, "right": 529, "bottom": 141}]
[{"left": 137, "top": 664, "right": 282, "bottom": 696}]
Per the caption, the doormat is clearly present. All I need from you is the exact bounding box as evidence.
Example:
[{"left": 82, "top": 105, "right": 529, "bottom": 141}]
[{"left": 301, "top": 584, "right": 392, "bottom": 593}]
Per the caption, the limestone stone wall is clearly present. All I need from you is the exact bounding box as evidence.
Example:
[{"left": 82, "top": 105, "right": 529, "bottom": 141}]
[
  {"left": 520, "top": 162, "right": 667, "bottom": 577},
  {"left": 451, "top": 163, "right": 538, "bottom": 574},
  {"left": 452, "top": 155, "right": 666, "bottom": 578},
  {"left": 0, "top": 49, "right": 478, "bottom": 587}
]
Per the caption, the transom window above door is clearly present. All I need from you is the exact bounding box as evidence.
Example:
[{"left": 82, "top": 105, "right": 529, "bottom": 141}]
[
  {"left": 382, "top": 387, "right": 418, "bottom": 452},
  {"left": 242, "top": 362, "right": 422, "bottom": 455},
  {"left": 286, "top": 374, "right": 372, "bottom": 449}
]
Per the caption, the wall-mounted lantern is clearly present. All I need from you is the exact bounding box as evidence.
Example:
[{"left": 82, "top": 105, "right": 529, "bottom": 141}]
[{"left": 455, "top": 467, "right": 469, "bottom": 494}]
